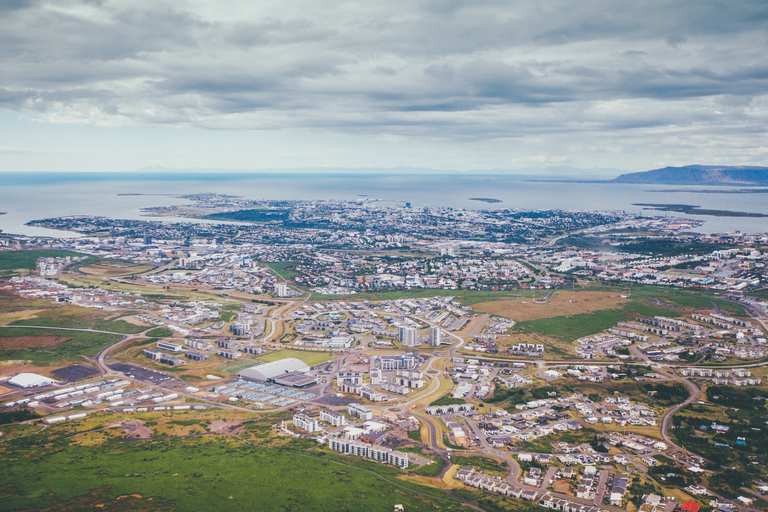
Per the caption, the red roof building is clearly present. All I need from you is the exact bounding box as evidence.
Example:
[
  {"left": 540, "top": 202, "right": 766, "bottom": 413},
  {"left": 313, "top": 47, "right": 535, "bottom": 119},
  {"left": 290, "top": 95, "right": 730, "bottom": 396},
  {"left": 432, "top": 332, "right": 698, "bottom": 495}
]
[{"left": 682, "top": 501, "right": 700, "bottom": 512}]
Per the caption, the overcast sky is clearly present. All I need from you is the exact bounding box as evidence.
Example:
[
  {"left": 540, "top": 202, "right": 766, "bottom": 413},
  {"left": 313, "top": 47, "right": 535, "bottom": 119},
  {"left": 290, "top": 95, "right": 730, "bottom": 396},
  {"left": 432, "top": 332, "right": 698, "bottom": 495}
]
[{"left": 1, "top": 0, "right": 767, "bottom": 174}]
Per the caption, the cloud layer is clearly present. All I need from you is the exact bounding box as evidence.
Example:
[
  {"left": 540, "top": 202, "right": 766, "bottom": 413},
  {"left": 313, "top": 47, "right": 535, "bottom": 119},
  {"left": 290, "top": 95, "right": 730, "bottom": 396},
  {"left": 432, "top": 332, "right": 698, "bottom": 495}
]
[{"left": 1, "top": 0, "right": 767, "bottom": 169}]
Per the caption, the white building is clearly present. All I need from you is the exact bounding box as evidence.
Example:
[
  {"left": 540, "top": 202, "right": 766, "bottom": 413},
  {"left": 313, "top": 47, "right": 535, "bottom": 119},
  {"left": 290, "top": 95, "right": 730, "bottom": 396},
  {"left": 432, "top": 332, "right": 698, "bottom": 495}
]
[
  {"left": 428, "top": 325, "right": 442, "bottom": 347},
  {"left": 8, "top": 373, "right": 56, "bottom": 388},
  {"left": 328, "top": 437, "right": 408, "bottom": 468},
  {"left": 274, "top": 282, "right": 289, "bottom": 297},
  {"left": 347, "top": 403, "right": 373, "bottom": 420},
  {"left": 293, "top": 413, "right": 321, "bottom": 433},
  {"left": 399, "top": 326, "right": 418, "bottom": 347},
  {"left": 320, "top": 409, "right": 347, "bottom": 427}
]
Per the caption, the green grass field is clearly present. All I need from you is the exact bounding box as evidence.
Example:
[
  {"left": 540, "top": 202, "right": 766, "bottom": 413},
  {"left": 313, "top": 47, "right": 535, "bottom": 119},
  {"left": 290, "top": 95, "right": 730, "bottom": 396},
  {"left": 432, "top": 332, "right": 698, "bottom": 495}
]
[
  {"left": 310, "top": 288, "right": 530, "bottom": 304},
  {"left": 256, "top": 349, "right": 335, "bottom": 367},
  {"left": 591, "top": 284, "right": 748, "bottom": 317},
  {"left": 10, "top": 311, "right": 147, "bottom": 335},
  {"left": 146, "top": 327, "right": 176, "bottom": 338},
  {"left": 0, "top": 433, "right": 468, "bottom": 512},
  {"left": 0, "top": 327, "right": 122, "bottom": 364},
  {"left": 264, "top": 261, "right": 302, "bottom": 282},
  {"left": 0, "top": 249, "right": 89, "bottom": 273},
  {"left": 513, "top": 301, "right": 676, "bottom": 343},
  {"left": 449, "top": 455, "right": 508, "bottom": 476}
]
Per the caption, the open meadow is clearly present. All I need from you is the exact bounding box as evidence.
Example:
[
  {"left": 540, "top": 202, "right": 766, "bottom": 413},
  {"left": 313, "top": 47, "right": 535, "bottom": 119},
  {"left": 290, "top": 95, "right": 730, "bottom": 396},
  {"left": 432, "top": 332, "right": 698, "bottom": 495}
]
[{"left": 0, "top": 412, "right": 474, "bottom": 512}]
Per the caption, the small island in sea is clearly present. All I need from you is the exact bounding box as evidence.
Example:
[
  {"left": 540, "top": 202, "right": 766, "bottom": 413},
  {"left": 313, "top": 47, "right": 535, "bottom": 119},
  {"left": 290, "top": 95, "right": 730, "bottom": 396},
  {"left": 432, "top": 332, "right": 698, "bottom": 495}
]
[
  {"left": 634, "top": 203, "right": 768, "bottom": 218},
  {"left": 469, "top": 197, "right": 502, "bottom": 203}
]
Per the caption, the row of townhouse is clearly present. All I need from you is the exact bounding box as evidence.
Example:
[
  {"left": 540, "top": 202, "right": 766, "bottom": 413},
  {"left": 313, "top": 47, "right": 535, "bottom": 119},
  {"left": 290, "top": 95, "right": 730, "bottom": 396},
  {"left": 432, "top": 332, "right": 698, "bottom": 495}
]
[
  {"left": 513, "top": 421, "right": 581, "bottom": 441},
  {"left": 575, "top": 470, "right": 599, "bottom": 500},
  {"left": 327, "top": 437, "right": 408, "bottom": 468},
  {"left": 684, "top": 367, "right": 753, "bottom": 378},
  {"left": 556, "top": 454, "right": 612, "bottom": 466},
  {"left": 654, "top": 316, "right": 702, "bottom": 330},
  {"left": 710, "top": 313, "right": 751, "bottom": 328},
  {"left": 608, "top": 327, "right": 649, "bottom": 341},
  {"left": 455, "top": 467, "right": 536, "bottom": 501},
  {"left": 424, "top": 403, "right": 475, "bottom": 415},
  {"left": 539, "top": 494, "right": 607, "bottom": 512},
  {"left": 691, "top": 314, "right": 731, "bottom": 329}
]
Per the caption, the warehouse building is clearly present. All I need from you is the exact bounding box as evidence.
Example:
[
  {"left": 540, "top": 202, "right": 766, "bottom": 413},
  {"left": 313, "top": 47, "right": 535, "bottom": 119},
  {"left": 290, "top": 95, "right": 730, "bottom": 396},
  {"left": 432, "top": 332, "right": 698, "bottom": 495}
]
[
  {"left": 238, "top": 358, "right": 316, "bottom": 387},
  {"left": 8, "top": 373, "right": 56, "bottom": 388}
]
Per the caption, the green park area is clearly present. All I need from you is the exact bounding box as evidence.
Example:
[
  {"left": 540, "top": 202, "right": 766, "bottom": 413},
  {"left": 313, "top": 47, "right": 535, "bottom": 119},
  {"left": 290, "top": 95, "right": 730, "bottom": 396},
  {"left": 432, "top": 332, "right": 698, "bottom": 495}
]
[
  {"left": 256, "top": 349, "right": 335, "bottom": 367},
  {"left": 0, "top": 326, "right": 122, "bottom": 364},
  {"left": 0, "top": 423, "right": 472, "bottom": 512},
  {"left": 0, "top": 250, "right": 91, "bottom": 277},
  {"left": 8, "top": 306, "right": 147, "bottom": 334}
]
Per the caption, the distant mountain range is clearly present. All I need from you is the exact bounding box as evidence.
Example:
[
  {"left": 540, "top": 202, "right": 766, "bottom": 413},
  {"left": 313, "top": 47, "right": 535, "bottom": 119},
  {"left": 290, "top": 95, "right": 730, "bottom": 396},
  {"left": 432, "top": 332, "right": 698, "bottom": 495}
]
[{"left": 611, "top": 165, "right": 768, "bottom": 185}]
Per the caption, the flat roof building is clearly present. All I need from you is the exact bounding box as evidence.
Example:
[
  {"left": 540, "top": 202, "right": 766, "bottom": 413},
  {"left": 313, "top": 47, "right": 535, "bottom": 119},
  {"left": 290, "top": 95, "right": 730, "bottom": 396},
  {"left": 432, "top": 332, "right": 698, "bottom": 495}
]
[
  {"left": 293, "top": 413, "right": 321, "bottom": 433},
  {"left": 157, "top": 341, "right": 184, "bottom": 353},
  {"left": 348, "top": 402, "right": 373, "bottom": 420},
  {"left": 8, "top": 373, "right": 56, "bottom": 388},
  {"left": 273, "top": 372, "right": 317, "bottom": 388},
  {"left": 238, "top": 358, "right": 311, "bottom": 382},
  {"left": 320, "top": 409, "right": 347, "bottom": 427}
]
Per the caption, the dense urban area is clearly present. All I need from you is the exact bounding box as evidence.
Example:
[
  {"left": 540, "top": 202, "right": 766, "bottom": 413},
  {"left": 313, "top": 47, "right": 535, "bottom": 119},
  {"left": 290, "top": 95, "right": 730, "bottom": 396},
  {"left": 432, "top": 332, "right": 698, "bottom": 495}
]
[{"left": 2, "top": 194, "right": 768, "bottom": 512}]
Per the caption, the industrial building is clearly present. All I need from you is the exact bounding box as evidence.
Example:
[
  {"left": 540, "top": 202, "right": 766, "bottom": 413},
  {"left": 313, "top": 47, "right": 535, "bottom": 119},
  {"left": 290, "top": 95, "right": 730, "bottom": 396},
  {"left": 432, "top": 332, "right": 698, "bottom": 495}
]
[
  {"left": 8, "top": 373, "right": 56, "bottom": 388},
  {"left": 273, "top": 372, "right": 317, "bottom": 387},
  {"left": 238, "top": 358, "right": 316, "bottom": 387}
]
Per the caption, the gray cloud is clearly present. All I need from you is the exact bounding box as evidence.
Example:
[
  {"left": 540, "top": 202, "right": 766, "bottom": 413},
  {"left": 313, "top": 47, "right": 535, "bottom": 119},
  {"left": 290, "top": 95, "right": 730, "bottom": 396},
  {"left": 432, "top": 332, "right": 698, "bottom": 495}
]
[{"left": 0, "top": 0, "right": 766, "bottom": 166}]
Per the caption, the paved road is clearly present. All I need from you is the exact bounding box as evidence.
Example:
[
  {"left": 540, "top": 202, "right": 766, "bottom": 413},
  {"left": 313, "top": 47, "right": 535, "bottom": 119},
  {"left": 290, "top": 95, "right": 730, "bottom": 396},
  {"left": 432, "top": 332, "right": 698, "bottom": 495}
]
[
  {"left": 658, "top": 368, "right": 702, "bottom": 458},
  {"left": 593, "top": 470, "right": 609, "bottom": 505},
  {"left": 538, "top": 466, "right": 559, "bottom": 490}
]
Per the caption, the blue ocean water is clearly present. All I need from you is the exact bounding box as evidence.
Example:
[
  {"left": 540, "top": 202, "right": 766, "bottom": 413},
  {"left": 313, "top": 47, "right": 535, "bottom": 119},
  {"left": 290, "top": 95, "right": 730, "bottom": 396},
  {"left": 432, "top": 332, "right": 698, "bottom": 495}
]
[{"left": 0, "top": 172, "right": 767, "bottom": 237}]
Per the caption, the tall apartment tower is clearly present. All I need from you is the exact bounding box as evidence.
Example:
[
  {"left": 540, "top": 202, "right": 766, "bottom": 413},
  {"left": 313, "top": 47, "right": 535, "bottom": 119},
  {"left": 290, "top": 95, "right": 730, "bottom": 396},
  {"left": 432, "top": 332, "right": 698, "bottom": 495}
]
[
  {"left": 274, "top": 282, "right": 289, "bottom": 297},
  {"left": 428, "top": 326, "right": 442, "bottom": 347},
  {"left": 398, "top": 326, "right": 418, "bottom": 347}
]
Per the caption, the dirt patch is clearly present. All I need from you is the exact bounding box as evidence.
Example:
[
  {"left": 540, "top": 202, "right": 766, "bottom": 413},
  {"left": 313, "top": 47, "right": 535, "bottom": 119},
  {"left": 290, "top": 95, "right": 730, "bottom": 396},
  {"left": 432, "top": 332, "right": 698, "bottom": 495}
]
[
  {"left": 553, "top": 481, "right": 572, "bottom": 494},
  {"left": 44, "top": 492, "right": 171, "bottom": 512},
  {"left": 0, "top": 335, "right": 70, "bottom": 349},
  {"left": 0, "top": 309, "right": 49, "bottom": 325},
  {"left": 0, "top": 362, "right": 61, "bottom": 378},
  {"left": 117, "top": 315, "right": 153, "bottom": 327},
  {"left": 0, "top": 289, "right": 37, "bottom": 314},
  {"left": 0, "top": 384, "right": 13, "bottom": 396},
  {"left": 472, "top": 291, "right": 628, "bottom": 322},
  {"left": 209, "top": 420, "right": 243, "bottom": 435},
  {"left": 80, "top": 261, "right": 153, "bottom": 277},
  {"left": 121, "top": 420, "right": 154, "bottom": 439}
]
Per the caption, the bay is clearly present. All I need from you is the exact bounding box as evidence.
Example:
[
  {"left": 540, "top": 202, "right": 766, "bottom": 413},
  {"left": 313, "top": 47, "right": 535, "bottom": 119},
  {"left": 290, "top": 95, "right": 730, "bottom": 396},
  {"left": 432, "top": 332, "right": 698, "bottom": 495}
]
[{"left": 1, "top": 172, "right": 767, "bottom": 237}]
